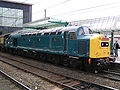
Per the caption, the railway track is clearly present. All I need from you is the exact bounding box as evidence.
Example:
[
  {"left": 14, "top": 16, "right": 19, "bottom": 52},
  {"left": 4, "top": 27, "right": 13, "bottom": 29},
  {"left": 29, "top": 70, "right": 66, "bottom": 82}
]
[
  {"left": 0, "top": 69, "right": 30, "bottom": 90},
  {"left": 99, "top": 71, "right": 120, "bottom": 82},
  {"left": 99, "top": 62, "right": 120, "bottom": 82},
  {"left": 0, "top": 52, "right": 118, "bottom": 90}
]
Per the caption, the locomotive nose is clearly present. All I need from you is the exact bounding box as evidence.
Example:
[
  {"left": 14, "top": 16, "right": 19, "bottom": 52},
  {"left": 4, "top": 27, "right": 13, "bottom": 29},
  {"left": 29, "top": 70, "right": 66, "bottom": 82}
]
[{"left": 90, "top": 35, "right": 110, "bottom": 58}]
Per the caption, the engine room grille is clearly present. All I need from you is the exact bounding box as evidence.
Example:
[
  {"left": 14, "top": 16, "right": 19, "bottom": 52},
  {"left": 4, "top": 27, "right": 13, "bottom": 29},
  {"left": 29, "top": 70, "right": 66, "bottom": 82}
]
[{"left": 78, "top": 40, "right": 88, "bottom": 55}]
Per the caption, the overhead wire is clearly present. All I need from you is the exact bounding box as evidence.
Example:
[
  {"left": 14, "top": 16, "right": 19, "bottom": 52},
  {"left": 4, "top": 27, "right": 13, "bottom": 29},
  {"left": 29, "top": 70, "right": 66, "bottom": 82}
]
[
  {"left": 51, "top": 3, "right": 120, "bottom": 18},
  {"left": 32, "top": 0, "right": 71, "bottom": 16},
  {"left": 46, "top": 0, "right": 71, "bottom": 9},
  {"left": 50, "top": 1, "right": 120, "bottom": 17}
]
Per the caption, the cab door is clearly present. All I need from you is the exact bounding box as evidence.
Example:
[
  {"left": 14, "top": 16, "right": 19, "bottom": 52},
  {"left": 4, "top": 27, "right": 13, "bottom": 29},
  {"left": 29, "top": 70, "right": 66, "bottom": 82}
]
[{"left": 68, "top": 32, "right": 78, "bottom": 55}]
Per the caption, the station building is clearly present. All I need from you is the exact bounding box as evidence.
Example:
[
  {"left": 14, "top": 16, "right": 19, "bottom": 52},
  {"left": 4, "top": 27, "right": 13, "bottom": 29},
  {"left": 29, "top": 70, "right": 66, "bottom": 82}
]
[{"left": 0, "top": 0, "right": 32, "bottom": 34}]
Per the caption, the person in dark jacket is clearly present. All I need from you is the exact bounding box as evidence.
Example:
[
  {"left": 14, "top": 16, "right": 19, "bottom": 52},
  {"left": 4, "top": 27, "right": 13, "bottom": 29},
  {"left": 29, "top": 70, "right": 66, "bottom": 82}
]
[{"left": 114, "top": 41, "right": 119, "bottom": 57}]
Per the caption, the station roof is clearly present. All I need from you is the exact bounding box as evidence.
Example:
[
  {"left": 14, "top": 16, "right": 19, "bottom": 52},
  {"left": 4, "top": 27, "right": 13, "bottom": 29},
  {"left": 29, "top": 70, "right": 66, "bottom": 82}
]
[
  {"left": 1, "top": 0, "right": 33, "bottom": 5},
  {"left": 23, "top": 17, "right": 69, "bottom": 29}
]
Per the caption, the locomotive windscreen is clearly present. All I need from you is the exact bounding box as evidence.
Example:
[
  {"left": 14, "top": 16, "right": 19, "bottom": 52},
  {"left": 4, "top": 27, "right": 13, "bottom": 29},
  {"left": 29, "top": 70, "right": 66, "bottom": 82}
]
[
  {"left": 101, "top": 42, "right": 109, "bottom": 47},
  {"left": 83, "top": 27, "right": 92, "bottom": 34},
  {"left": 78, "top": 27, "right": 92, "bottom": 35}
]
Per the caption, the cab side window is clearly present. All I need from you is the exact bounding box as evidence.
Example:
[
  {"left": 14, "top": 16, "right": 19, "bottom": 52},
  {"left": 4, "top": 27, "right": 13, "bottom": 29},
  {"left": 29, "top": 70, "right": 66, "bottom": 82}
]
[{"left": 70, "top": 32, "right": 77, "bottom": 40}]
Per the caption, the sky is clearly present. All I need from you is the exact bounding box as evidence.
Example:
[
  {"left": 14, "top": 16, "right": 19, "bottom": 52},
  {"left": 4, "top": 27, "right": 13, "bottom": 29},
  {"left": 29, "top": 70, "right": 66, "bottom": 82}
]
[{"left": 9, "top": 0, "right": 120, "bottom": 22}]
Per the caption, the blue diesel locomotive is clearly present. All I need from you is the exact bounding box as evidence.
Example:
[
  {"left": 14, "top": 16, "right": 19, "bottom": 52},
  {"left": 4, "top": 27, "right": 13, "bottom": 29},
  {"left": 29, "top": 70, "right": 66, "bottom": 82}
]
[{"left": 1, "top": 26, "right": 112, "bottom": 72}]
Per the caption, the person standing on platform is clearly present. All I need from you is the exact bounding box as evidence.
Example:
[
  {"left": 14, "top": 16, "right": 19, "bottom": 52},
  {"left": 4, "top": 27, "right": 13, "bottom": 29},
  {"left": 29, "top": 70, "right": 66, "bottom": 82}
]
[{"left": 114, "top": 41, "right": 119, "bottom": 57}]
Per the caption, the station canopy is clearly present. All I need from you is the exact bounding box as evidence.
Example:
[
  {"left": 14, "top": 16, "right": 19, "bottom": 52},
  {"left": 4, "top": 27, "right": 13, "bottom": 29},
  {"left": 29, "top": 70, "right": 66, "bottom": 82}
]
[{"left": 23, "top": 17, "right": 69, "bottom": 29}]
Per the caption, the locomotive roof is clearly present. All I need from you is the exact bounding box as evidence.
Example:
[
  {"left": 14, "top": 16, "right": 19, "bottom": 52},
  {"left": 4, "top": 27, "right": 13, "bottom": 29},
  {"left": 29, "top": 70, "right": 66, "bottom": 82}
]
[{"left": 11, "top": 26, "right": 85, "bottom": 36}]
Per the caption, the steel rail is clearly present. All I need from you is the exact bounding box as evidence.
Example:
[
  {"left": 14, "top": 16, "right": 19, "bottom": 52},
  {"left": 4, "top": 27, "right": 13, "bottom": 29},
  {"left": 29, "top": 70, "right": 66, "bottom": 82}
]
[
  {"left": 0, "top": 70, "right": 31, "bottom": 90},
  {"left": 100, "top": 70, "right": 120, "bottom": 82}
]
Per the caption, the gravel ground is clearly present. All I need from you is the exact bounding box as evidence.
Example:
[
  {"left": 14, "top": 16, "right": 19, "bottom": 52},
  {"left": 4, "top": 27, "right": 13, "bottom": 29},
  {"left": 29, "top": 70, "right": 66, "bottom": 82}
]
[
  {"left": 0, "top": 61, "right": 62, "bottom": 90},
  {"left": 0, "top": 52, "right": 120, "bottom": 89}
]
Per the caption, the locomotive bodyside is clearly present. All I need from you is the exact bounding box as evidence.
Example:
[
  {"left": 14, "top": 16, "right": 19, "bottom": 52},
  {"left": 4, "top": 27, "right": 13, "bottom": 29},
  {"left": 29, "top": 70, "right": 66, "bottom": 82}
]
[
  {"left": 6, "top": 27, "right": 91, "bottom": 57},
  {"left": 5, "top": 26, "right": 112, "bottom": 71}
]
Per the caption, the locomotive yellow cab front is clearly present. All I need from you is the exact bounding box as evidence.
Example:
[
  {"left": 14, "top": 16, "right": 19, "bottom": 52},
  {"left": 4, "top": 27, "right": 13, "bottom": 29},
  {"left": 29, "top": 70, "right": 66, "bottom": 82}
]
[{"left": 90, "top": 35, "right": 110, "bottom": 58}]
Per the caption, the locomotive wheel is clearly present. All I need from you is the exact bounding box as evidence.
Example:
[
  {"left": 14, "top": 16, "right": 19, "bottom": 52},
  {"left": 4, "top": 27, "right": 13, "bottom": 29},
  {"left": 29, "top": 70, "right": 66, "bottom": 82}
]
[
  {"left": 69, "top": 59, "right": 80, "bottom": 69},
  {"left": 20, "top": 50, "right": 24, "bottom": 56},
  {"left": 7, "top": 48, "right": 11, "bottom": 53},
  {"left": 13, "top": 49, "right": 17, "bottom": 55},
  {"left": 38, "top": 53, "right": 46, "bottom": 61},
  {"left": 83, "top": 63, "right": 92, "bottom": 72},
  {"left": 53, "top": 56, "right": 60, "bottom": 65},
  {"left": 42, "top": 54, "right": 47, "bottom": 61},
  {"left": 63, "top": 58, "right": 70, "bottom": 67},
  {"left": 36, "top": 53, "right": 41, "bottom": 60}
]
